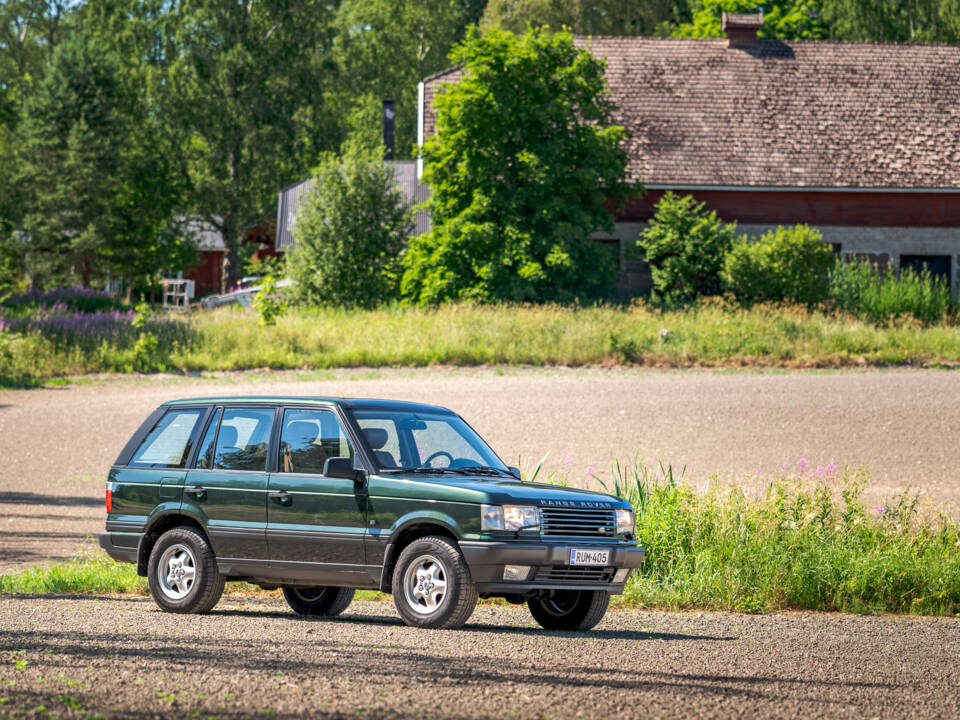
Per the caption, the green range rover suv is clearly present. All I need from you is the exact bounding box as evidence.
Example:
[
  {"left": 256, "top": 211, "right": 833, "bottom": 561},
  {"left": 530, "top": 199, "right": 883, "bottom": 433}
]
[{"left": 99, "top": 396, "right": 645, "bottom": 630}]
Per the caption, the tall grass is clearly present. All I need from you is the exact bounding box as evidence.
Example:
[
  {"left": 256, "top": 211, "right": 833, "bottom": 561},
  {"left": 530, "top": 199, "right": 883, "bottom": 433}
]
[
  {"left": 829, "top": 261, "right": 952, "bottom": 325},
  {"left": 592, "top": 458, "right": 960, "bottom": 615},
  {"left": 3, "top": 299, "right": 960, "bottom": 385},
  {"left": 0, "top": 549, "right": 147, "bottom": 595}
]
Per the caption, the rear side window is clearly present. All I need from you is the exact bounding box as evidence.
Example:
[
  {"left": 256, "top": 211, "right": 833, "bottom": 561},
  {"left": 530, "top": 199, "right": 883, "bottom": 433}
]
[
  {"left": 129, "top": 409, "right": 204, "bottom": 468},
  {"left": 279, "top": 409, "right": 354, "bottom": 474},
  {"left": 213, "top": 407, "right": 274, "bottom": 472}
]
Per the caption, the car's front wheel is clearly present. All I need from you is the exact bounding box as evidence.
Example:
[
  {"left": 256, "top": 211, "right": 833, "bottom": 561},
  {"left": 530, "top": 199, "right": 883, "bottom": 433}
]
[
  {"left": 281, "top": 586, "right": 355, "bottom": 617},
  {"left": 147, "top": 526, "right": 225, "bottom": 614},
  {"left": 528, "top": 590, "right": 610, "bottom": 631},
  {"left": 391, "top": 536, "right": 477, "bottom": 629}
]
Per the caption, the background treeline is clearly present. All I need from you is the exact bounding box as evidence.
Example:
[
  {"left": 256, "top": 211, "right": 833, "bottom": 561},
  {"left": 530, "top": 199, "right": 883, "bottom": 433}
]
[{"left": 2, "top": 0, "right": 960, "bottom": 297}]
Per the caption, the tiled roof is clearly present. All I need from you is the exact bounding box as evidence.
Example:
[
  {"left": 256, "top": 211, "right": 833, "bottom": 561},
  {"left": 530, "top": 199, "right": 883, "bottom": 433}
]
[{"left": 421, "top": 38, "right": 960, "bottom": 189}]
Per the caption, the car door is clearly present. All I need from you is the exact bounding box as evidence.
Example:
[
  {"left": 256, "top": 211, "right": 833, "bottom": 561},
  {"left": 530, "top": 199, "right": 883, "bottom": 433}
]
[
  {"left": 266, "top": 407, "right": 370, "bottom": 584},
  {"left": 183, "top": 406, "right": 275, "bottom": 562}
]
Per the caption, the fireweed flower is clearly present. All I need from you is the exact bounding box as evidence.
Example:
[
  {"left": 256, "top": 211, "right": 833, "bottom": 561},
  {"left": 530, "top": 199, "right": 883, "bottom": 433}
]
[
  {"left": 825, "top": 461, "right": 837, "bottom": 475},
  {"left": 563, "top": 454, "right": 574, "bottom": 468},
  {"left": 797, "top": 458, "right": 808, "bottom": 471},
  {"left": 585, "top": 465, "right": 595, "bottom": 476}
]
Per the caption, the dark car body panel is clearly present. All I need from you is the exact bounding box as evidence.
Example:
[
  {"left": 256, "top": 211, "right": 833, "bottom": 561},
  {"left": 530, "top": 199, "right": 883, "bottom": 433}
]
[{"left": 103, "top": 396, "right": 645, "bottom": 596}]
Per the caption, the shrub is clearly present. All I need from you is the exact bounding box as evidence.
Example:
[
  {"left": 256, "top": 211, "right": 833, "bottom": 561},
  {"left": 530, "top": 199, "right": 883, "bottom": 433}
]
[
  {"left": 638, "top": 192, "right": 738, "bottom": 306},
  {"left": 723, "top": 224, "right": 834, "bottom": 306},
  {"left": 829, "top": 260, "right": 952, "bottom": 325},
  {"left": 287, "top": 137, "right": 411, "bottom": 308},
  {"left": 1, "top": 286, "right": 121, "bottom": 314}
]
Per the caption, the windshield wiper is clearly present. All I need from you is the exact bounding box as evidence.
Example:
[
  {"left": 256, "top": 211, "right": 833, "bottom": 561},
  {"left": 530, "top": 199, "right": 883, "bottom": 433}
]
[
  {"left": 454, "top": 465, "right": 517, "bottom": 478},
  {"left": 379, "top": 467, "right": 466, "bottom": 475}
]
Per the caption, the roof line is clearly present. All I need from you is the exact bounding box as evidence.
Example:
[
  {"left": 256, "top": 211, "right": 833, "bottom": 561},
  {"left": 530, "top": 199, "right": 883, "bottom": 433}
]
[
  {"left": 421, "top": 64, "right": 464, "bottom": 85},
  {"left": 646, "top": 184, "right": 960, "bottom": 194}
]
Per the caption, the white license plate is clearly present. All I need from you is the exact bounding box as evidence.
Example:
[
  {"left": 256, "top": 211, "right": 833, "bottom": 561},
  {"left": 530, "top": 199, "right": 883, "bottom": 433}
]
[{"left": 569, "top": 548, "right": 610, "bottom": 566}]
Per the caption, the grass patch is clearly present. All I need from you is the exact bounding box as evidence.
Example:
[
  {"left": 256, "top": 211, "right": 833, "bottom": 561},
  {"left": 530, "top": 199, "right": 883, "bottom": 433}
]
[
  {"left": 4, "top": 299, "right": 960, "bottom": 384},
  {"left": 599, "top": 460, "right": 960, "bottom": 616}
]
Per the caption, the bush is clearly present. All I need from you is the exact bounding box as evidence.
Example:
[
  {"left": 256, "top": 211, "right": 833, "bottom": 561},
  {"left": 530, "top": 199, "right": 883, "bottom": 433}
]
[
  {"left": 638, "top": 192, "right": 738, "bottom": 306},
  {"left": 829, "top": 260, "right": 952, "bottom": 325},
  {"left": 287, "top": 137, "right": 411, "bottom": 308},
  {"left": 723, "top": 224, "right": 835, "bottom": 306}
]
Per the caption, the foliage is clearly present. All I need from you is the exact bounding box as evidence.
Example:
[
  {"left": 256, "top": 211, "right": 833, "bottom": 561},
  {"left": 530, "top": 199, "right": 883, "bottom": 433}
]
[
  {"left": 638, "top": 192, "right": 738, "bottom": 306},
  {"left": 829, "top": 260, "right": 952, "bottom": 325},
  {"left": 480, "top": 0, "right": 685, "bottom": 36},
  {"left": 332, "top": 0, "right": 480, "bottom": 158},
  {"left": 668, "top": 0, "right": 827, "bottom": 39},
  {"left": 15, "top": 25, "right": 188, "bottom": 289},
  {"left": 253, "top": 276, "right": 288, "bottom": 327},
  {"left": 403, "top": 28, "right": 633, "bottom": 304},
  {"left": 155, "top": 0, "right": 341, "bottom": 291},
  {"left": 822, "top": 0, "right": 960, "bottom": 42},
  {"left": 723, "top": 225, "right": 835, "bottom": 306},
  {"left": 288, "top": 138, "right": 411, "bottom": 308},
  {"left": 1, "top": 286, "right": 121, "bottom": 314},
  {"left": 590, "top": 458, "right": 960, "bottom": 615}
]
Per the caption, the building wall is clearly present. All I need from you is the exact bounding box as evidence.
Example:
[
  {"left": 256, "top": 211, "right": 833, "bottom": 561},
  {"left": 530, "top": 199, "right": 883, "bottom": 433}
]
[{"left": 185, "top": 250, "right": 224, "bottom": 297}]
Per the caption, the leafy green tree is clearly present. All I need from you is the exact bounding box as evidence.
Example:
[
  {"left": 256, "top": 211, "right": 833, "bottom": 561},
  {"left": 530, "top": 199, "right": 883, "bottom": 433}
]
[
  {"left": 722, "top": 225, "right": 834, "bottom": 306},
  {"left": 157, "top": 0, "right": 340, "bottom": 292},
  {"left": 16, "top": 28, "right": 187, "bottom": 288},
  {"left": 822, "top": 0, "right": 960, "bottom": 42},
  {"left": 402, "top": 28, "right": 633, "bottom": 304},
  {"left": 637, "top": 192, "right": 737, "bottom": 305},
  {"left": 668, "top": 0, "right": 826, "bottom": 39},
  {"left": 480, "top": 0, "right": 686, "bottom": 36},
  {"left": 287, "top": 138, "right": 412, "bottom": 308},
  {"left": 333, "top": 0, "right": 481, "bottom": 158}
]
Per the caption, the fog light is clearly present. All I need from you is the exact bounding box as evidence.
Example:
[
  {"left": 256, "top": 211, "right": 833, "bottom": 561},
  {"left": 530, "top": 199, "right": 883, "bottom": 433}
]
[
  {"left": 614, "top": 568, "right": 631, "bottom": 583},
  {"left": 502, "top": 565, "right": 531, "bottom": 581}
]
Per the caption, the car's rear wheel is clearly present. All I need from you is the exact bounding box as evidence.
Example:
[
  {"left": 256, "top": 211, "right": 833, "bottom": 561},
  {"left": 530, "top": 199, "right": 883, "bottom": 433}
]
[
  {"left": 281, "top": 586, "right": 355, "bottom": 617},
  {"left": 528, "top": 590, "right": 609, "bottom": 631},
  {"left": 147, "top": 527, "right": 224, "bottom": 614},
  {"left": 391, "top": 536, "right": 477, "bottom": 629}
]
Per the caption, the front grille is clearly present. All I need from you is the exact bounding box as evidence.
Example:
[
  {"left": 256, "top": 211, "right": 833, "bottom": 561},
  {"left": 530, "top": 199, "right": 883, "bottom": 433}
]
[
  {"left": 539, "top": 507, "right": 617, "bottom": 538},
  {"left": 534, "top": 566, "right": 615, "bottom": 584}
]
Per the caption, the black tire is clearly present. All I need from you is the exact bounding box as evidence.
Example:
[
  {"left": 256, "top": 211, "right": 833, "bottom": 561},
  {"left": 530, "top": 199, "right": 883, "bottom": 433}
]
[
  {"left": 281, "top": 586, "right": 356, "bottom": 617},
  {"left": 528, "top": 590, "right": 610, "bottom": 631},
  {"left": 147, "top": 527, "right": 225, "bottom": 614},
  {"left": 391, "top": 535, "right": 477, "bottom": 629}
]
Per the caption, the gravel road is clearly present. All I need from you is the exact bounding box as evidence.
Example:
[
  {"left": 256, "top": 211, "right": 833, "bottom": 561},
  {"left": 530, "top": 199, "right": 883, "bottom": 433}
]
[
  {"left": 2, "top": 367, "right": 960, "bottom": 571},
  {"left": 0, "top": 595, "right": 958, "bottom": 720}
]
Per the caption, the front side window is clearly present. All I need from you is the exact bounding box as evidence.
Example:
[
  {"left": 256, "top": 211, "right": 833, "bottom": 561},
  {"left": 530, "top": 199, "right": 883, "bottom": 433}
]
[
  {"left": 213, "top": 407, "right": 274, "bottom": 472},
  {"left": 354, "top": 410, "right": 506, "bottom": 471},
  {"left": 129, "top": 409, "right": 204, "bottom": 468},
  {"left": 194, "top": 408, "right": 222, "bottom": 469},
  {"left": 279, "top": 409, "right": 354, "bottom": 474}
]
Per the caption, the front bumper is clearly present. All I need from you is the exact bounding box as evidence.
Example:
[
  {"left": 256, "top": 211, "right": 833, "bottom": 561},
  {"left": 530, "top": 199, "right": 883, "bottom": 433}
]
[
  {"left": 98, "top": 532, "right": 137, "bottom": 564},
  {"left": 460, "top": 540, "right": 645, "bottom": 595}
]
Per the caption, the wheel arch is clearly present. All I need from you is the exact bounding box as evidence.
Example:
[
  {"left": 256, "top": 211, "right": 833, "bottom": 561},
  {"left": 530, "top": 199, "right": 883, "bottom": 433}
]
[
  {"left": 137, "top": 511, "right": 211, "bottom": 577},
  {"left": 378, "top": 519, "right": 460, "bottom": 593}
]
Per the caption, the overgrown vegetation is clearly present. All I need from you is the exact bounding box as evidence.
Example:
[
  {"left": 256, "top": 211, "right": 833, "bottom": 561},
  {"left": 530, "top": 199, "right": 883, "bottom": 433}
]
[
  {"left": 5, "top": 300, "right": 960, "bottom": 385},
  {"left": 829, "top": 260, "right": 952, "bottom": 325},
  {"left": 593, "top": 459, "right": 960, "bottom": 615}
]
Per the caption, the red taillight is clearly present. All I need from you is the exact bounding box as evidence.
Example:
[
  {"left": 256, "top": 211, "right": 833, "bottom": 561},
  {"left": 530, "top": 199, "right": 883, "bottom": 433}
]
[{"left": 105, "top": 488, "right": 112, "bottom": 512}]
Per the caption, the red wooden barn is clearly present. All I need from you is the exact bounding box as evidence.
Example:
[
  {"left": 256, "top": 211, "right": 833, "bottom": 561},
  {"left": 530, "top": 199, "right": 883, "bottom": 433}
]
[{"left": 418, "top": 13, "right": 960, "bottom": 298}]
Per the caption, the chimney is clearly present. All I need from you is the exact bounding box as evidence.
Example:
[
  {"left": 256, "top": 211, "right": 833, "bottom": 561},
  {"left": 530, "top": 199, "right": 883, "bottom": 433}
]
[
  {"left": 382, "top": 98, "right": 395, "bottom": 161},
  {"left": 722, "top": 11, "right": 764, "bottom": 49}
]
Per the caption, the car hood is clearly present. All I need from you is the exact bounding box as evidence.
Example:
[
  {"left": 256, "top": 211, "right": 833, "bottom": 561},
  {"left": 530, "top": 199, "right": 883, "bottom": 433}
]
[{"left": 369, "top": 472, "right": 630, "bottom": 509}]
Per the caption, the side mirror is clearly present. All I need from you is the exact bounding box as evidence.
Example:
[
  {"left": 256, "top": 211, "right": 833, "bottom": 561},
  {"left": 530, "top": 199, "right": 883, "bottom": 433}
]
[
  {"left": 324, "top": 457, "right": 364, "bottom": 483},
  {"left": 508, "top": 466, "right": 522, "bottom": 480}
]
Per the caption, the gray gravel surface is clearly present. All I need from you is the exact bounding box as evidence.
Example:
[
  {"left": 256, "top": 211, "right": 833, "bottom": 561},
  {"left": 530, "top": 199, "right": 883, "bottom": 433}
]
[
  {"left": 2, "top": 367, "right": 960, "bottom": 571},
  {"left": 0, "top": 596, "right": 958, "bottom": 720}
]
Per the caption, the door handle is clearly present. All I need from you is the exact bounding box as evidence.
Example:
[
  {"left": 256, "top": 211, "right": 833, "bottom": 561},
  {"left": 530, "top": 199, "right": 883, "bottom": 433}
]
[
  {"left": 184, "top": 486, "right": 206, "bottom": 500},
  {"left": 268, "top": 491, "right": 291, "bottom": 505}
]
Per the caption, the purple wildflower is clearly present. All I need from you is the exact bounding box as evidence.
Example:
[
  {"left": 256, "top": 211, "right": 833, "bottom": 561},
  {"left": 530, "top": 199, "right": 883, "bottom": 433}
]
[{"left": 797, "top": 458, "right": 808, "bottom": 471}]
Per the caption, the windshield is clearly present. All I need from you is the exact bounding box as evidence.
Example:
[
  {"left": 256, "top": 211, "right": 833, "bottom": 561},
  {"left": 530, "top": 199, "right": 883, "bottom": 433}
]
[{"left": 353, "top": 410, "right": 508, "bottom": 473}]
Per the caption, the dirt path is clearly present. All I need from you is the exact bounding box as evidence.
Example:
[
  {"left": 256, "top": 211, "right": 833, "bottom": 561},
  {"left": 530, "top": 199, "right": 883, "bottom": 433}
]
[
  {"left": 0, "top": 596, "right": 957, "bottom": 719},
  {"left": 1, "top": 367, "right": 959, "bottom": 570}
]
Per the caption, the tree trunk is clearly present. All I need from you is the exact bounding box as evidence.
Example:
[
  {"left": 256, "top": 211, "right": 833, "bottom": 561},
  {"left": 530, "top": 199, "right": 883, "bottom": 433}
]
[{"left": 220, "top": 220, "right": 239, "bottom": 294}]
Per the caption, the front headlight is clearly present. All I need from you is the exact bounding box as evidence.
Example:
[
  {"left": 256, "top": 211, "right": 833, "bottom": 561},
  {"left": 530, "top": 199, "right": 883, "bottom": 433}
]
[
  {"left": 481, "top": 504, "right": 539, "bottom": 532},
  {"left": 616, "top": 508, "right": 635, "bottom": 536}
]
